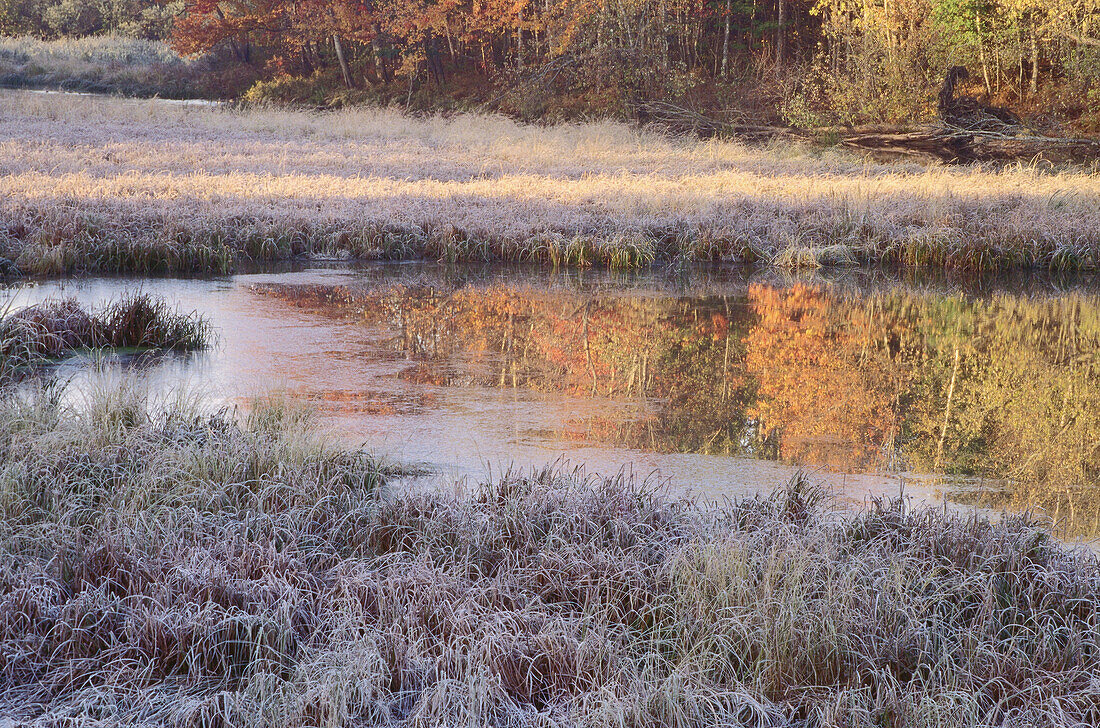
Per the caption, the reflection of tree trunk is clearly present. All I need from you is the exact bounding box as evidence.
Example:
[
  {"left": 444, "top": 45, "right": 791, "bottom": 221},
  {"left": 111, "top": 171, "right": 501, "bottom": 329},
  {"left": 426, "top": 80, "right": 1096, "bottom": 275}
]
[
  {"left": 500, "top": 312, "right": 513, "bottom": 387},
  {"left": 934, "top": 344, "right": 960, "bottom": 471},
  {"left": 722, "top": 298, "right": 732, "bottom": 401},
  {"left": 582, "top": 305, "right": 597, "bottom": 396},
  {"left": 721, "top": 336, "right": 730, "bottom": 404}
]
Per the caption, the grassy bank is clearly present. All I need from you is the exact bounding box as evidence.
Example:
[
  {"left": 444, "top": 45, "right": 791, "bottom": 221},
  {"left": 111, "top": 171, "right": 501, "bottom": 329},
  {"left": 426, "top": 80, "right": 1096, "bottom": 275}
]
[
  {"left": 0, "top": 382, "right": 1097, "bottom": 726},
  {"left": 0, "top": 35, "right": 245, "bottom": 99},
  {"left": 0, "top": 293, "right": 212, "bottom": 381},
  {"left": 2, "top": 91, "right": 1100, "bottom": 276}
]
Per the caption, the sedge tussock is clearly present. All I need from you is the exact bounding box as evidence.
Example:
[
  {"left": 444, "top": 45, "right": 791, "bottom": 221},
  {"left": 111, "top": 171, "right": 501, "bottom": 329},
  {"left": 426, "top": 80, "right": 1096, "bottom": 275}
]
[
  {"left": 2, "top": 92, "right": 1099, "bottom": 275},
  {"left": 0, "top": 293, "right": 212, "bottom": 382},
  {"left": 0, "top": 383, "right": 1097, "bottom": 726}
]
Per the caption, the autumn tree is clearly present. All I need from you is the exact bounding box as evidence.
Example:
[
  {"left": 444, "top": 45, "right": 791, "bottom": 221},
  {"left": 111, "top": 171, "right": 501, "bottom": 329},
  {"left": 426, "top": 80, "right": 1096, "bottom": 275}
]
[{"left": 159, "top": 0, "right": 1100, "bottom": 125}]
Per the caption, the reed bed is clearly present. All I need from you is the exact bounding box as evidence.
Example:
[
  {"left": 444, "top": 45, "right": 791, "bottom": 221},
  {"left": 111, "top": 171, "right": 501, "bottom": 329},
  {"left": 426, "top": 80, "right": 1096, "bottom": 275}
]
[
  {"left": 0, "top": 35, "right": 220, "bottom": 99},
  {"left": 0, "top": 293, "right": 212, "bottom": 381},
  {"left": 0, "top": 36, "right": 185, "bottom": 73},
  {"left": 2, "top": 91, "right": 1100, "bottom": 275},
  {"left": 0, "top": 382, "right": 1097, "bottom": 726}
]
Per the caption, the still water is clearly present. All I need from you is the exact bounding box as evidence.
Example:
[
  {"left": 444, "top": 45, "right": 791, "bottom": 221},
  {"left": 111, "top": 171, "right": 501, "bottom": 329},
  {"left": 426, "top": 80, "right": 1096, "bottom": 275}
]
[{"left": 6, "top": 263, "right": 1099, "bottom": 532}]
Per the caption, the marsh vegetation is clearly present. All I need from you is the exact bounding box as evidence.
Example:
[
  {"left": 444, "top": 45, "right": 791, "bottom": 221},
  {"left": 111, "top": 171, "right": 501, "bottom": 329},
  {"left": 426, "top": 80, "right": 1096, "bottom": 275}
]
[
  {"left": 0, "top": 292, "right": 212, "bottom": 382},
  {"left": 0, "top": 35, "right": 234, "bottom": 98},
  {"left": 2, "top": 92, "right": 1100, "bottom": 277},
  {"left": 0, "top": 381, "right": 1097, "bottom": 727},
  {"left": 0, "top": 50, "right": 1098, "bottom": 722}
]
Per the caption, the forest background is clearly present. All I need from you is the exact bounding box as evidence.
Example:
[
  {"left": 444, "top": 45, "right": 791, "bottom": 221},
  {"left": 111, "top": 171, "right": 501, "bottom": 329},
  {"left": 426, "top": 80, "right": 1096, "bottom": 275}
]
[{"left": 2, "top": 0, "right": 1099, "bottom": 132}]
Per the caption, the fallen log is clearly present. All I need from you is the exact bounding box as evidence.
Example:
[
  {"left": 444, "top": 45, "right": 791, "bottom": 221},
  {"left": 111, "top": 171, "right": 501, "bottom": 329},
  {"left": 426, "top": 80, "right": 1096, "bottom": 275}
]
[
  {"left": 840, "top": 126, "right": 1100, "bottom": 165},
  {"left": 634, "top": 101, "right": 813, "bottom": 141},
  {"left": 841, "top": 66, "right": 1100, "bottom": 165},
  {"left": 634, "top": 97, "right": 1100, "bottom": 165}
]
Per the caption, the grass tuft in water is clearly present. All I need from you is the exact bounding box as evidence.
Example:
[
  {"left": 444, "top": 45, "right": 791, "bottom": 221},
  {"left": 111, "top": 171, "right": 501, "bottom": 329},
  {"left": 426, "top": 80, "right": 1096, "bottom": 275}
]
[{"left": 0, "top": 293, "right": 213, "bottom": 382}]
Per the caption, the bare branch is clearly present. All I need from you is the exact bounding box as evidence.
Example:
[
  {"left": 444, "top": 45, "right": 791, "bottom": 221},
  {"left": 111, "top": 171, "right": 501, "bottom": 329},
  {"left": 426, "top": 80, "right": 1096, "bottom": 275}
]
[{"left": 1061, "top": 30, "right": 1100, "bottom": 48}]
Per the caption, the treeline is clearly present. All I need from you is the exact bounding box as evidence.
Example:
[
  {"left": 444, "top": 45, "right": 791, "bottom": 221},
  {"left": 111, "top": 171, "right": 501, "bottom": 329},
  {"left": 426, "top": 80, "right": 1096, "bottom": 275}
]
[
  {"left": 0, "top": 0, "right": 178, "bottom": 39},
  {"left": 178, "top": 0, "right": 1100, "bottom": 125},
  {"left": 2, "top": 0, "right": 1099, "bottom": 126}
]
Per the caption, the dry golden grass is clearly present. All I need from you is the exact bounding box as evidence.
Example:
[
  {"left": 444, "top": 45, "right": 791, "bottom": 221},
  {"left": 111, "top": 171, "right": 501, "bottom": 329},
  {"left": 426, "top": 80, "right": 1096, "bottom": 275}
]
[
  {"left": 2, "top": 90, "right": 1100, "bottom": 274},
  {"left": 0, "top": 35, "right": 186, "bottom": 75}
]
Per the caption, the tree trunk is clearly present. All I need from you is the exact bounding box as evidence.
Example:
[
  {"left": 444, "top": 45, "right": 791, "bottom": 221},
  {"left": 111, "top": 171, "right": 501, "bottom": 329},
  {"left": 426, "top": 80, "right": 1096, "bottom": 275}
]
[
  {"left": 516, "top": 12, "right": 524, "bottom": 71},
  {"left": 544, "top": 0, "right": 553, "bottom": 54},
  {"left": 975, "top": 12, "right": 992, "bottom": 95},
  {"left": 300, "top": 43, "right": 314, "bottom": 76},
  {"left": 372, "top": 24, "right": 391, "bottom": 84},
  {"left": 333, "top": 34, "right": 353, "bottom": 89},
  {"left": 1030, "top": 20, "right": 1039, "bottom": 96},
  {"left": 720, "top": 0, "right": 731, "bottom": 77},
  {"left": 426, "top": 37, "right": 445, "bottom": 85},
  {"left": 444, "top": 20, "right": 456, "bottom": 63},
  {"left": 884, "top": 0, "right": 893, "bottom": 49},
  {"left": 777, "top": 0, "right": 785, "bottom": 66},
  {"left": 659, "top": 0, "right": 669, "bottom": 72}
]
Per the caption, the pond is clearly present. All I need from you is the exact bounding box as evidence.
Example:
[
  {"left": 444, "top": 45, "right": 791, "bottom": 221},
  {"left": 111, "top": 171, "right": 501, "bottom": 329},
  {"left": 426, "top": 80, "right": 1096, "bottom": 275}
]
[{"left": 6, "top": 263, "right": 1100, "bottom": 536}]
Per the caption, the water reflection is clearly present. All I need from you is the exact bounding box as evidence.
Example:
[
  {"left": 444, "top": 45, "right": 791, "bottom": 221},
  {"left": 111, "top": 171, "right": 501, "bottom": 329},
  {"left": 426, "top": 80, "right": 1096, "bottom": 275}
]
[
  {"left": 255, "top": 269, "right": 1100, "bottom": 535},
  {"left": 5, "top": 264, "right": 1099, "bottom": 535}
]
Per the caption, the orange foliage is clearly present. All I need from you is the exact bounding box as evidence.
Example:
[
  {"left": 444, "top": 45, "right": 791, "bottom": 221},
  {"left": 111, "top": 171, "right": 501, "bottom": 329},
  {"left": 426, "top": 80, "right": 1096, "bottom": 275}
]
[{"left": 744, "top": 283, "right": 901, "bottom": 470}]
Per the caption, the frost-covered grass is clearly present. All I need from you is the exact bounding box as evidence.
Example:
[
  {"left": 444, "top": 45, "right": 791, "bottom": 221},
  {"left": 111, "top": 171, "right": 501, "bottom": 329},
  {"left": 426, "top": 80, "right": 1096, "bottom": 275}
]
[
  {"left": 0, "top": 382, "right": 1098, "bottom": 726},
  {"left": 0, "top": 35, "right": 227, "bottom": 99},
  {"left": 0, "top": 35, "right": 185, "bottom": 69},
  {"left": 2, "top": 90, "right": 1100, "bottom": 275},
  {"left": 0, "top": 293, "right": 212, "bottom": 381}
]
